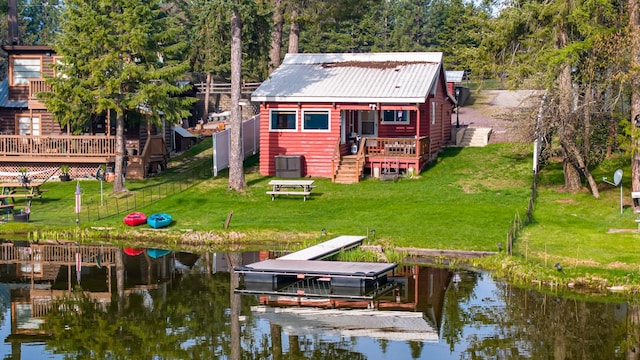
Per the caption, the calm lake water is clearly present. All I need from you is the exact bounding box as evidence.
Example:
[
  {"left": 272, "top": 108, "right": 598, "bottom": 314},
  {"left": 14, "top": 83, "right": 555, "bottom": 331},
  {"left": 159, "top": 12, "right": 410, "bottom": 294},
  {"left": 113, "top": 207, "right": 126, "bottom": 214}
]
[{"left": 0, "top": 241, "right": 635, "bottom": 359}]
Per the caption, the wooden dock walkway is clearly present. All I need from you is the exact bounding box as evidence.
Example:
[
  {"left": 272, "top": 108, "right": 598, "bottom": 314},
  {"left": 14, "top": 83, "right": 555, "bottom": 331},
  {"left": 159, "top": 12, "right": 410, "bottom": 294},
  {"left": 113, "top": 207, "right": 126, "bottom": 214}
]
[{"left": 277, "top": 235, "right": 366, "bottom": 261}]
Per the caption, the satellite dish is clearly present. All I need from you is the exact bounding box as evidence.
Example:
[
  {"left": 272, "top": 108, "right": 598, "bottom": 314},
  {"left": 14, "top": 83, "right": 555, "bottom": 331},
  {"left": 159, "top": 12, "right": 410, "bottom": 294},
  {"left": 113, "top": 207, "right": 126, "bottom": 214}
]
[{"left": 613, "top": 169, "right": 623, "bottom": 186}]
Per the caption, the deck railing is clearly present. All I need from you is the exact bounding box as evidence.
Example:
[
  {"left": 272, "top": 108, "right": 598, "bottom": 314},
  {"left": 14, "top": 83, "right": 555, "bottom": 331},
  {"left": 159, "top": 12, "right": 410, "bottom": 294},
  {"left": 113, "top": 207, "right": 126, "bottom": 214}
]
[
  {"left": 29, "top": 79, "right": 51, "bottom": 99},
  {"left": 354, "top": 139, "right": 366, "bottom": 182},
  {"left": 364, "top": 136, "right": 429, "bottom": 157},
  {"left": 331, "top": 137, "right": 341, "bottom": 182},
  {"left": 0, "top": 244, "right": 119, "bottom": 267},
  {"left": 0, "top": 135, "right": 116, "bottom": 157},
  {"left": 194, "top": 81, "right": 261, "bottom": 94}
]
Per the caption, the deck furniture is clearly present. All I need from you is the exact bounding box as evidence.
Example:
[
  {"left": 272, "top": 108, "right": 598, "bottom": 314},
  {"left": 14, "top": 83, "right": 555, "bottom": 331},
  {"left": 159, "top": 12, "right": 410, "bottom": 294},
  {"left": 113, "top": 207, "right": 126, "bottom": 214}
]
[{"left": 267, "top": 179, "right": 315, "bottom": 201}]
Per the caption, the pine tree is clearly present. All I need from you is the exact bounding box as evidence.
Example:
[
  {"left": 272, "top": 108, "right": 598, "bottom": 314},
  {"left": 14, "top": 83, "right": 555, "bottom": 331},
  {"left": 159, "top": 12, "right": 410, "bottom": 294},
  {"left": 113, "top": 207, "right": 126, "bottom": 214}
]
[{"left": 42, "top": 0, "right": 194, "bottom": 193}]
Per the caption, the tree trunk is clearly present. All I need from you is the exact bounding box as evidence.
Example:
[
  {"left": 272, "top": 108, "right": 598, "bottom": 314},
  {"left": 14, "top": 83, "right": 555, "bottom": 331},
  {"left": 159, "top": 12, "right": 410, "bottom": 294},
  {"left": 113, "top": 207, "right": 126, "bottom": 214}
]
[
  {"left": 606, "top": 115, "right": 616, "bottom": 158},
  {"left": 628, "top": 304, "right": 640, "bottom": 360},
  {"left": 228, "top": 4, "right": 246, "bottom": 191},
  {"left": 115, "top": 248, "right": 124, "bottom": 313},
  {"left": 7, "top": 0, "right": 19, "bottom": 45},
  {"left": 556, "top": 20, "right": 582, "bottom": 192},
  {"left": 288, "top": 8, "right": 300, "bottom": 54},
  {"left": 630, "top": 0, "right": 640, "bottom": 207},
  {"left": 579, "top": 85, "right": 600, "bottom": 197},
  {"left": 562, "top": 153, "right": 582, "bottom": 191},
  {"left": 203, "top": 72, "right": 212, "bottom": 122},
  {"left": 112, "top": 111, "right": 127, "bottom": 193},
  {"left": 269, "top": 0, "right": 283, "bottom": 73},
  {"left": 271, "top": 323, "right": 283, "bottom": 360},
  {"left": 228, "top": 252, "right": 242, "bottom": 360}
]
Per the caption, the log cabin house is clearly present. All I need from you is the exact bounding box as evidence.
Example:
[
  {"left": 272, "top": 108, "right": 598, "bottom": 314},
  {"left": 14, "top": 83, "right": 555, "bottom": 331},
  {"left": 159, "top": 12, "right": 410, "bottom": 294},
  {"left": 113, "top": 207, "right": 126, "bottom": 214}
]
[
  {"left": 251, "top": 52, "right": 456, "bottom": 184},
  {"left": 0, "top": 45, "right": 173, "bottom": 181}
]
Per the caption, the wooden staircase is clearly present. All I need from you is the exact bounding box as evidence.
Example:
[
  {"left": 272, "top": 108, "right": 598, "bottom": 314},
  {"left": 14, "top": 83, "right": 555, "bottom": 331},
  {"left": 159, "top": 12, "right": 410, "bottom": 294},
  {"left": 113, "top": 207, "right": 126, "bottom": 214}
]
[
  {"left": 126, "top": 155, "right": 145, "bottom": 179},
  {"left": 334, "top": 155, "right": 362, "bottom": 184},
  {"left": 125, "top": 136, "right": 169, "bottom": 180}
]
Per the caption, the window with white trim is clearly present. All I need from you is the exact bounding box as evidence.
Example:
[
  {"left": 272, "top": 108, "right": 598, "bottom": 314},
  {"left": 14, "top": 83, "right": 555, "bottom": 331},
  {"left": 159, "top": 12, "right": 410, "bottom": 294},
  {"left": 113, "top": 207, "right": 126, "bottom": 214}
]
[
  {"left": 381, "top": 110, "right": 409, "bottom": 124},
  {"left": 18, "top": 115, "right": 40, "bottom": 136},
  {"left": 302, "top": 110, "right": 330, "bottom": 131},
  {"left": 269, "top": 109, "right": 297, "bottom": 131},
  {"left": 12, "top": 58, "right": 41, "bottom": 85}
]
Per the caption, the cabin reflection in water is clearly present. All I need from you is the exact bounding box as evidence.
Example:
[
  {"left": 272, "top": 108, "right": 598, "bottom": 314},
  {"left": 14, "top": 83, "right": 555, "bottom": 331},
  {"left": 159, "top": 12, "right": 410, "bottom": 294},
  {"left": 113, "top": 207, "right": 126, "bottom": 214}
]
[
  {"left": 244, "top": 264, "right": 452, "bottom": 343},
  {"left": 0, "top": 240, "right": 454, "bottom": 357},
  {"left": 0, "top": 241, "right": 200, "bottom": 347}
]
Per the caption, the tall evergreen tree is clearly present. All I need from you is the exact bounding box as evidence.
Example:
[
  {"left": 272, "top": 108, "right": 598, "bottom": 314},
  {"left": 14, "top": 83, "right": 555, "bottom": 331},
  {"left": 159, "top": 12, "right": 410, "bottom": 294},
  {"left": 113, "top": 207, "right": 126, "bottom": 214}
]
[
  {"left": 42, "top": 0, "right": 194, "bottom": 193},
  {"left": 482, "top": 0, "right": 624, "bottom": 197},
  {"left": 20, "top": 0, "right": 61, "bottom": 45}
]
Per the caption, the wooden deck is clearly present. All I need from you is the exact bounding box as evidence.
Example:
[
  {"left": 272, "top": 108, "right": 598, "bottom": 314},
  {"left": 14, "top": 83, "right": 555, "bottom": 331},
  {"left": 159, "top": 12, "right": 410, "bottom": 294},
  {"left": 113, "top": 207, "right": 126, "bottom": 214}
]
[{"left": 0, "top": 134, "right": 116, "bottom": 163}]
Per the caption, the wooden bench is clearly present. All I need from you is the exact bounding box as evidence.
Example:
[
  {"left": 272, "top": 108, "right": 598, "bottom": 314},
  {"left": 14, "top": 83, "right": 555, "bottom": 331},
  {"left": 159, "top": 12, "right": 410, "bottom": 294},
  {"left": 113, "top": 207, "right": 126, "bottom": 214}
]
[{"left": 266, "top": 190, "right": 311, "bottom": 201}]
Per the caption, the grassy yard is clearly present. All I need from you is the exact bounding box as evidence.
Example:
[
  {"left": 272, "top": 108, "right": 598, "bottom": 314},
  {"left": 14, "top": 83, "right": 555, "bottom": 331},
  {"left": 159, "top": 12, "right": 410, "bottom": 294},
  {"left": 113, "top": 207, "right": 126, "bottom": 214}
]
[
  {"left": 507, "top": 155, "right": 640, "bottom": 289},
  {"left": 1, "top": 140, "right": 531, "bottom": 252}
]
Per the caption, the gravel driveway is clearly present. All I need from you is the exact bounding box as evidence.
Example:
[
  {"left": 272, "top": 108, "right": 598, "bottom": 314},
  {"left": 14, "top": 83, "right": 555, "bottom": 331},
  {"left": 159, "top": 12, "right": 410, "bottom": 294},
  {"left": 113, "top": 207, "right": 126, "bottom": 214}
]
[{"left": 451, "top": 90, "right": 542, "bottom": 143}]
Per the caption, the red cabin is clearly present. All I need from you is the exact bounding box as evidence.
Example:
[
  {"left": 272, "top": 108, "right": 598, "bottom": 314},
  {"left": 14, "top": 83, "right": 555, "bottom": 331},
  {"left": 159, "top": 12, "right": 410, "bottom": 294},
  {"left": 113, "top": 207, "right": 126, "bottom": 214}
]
[{"left": 252, "top": 52, "right": 456, "bottom": 183}]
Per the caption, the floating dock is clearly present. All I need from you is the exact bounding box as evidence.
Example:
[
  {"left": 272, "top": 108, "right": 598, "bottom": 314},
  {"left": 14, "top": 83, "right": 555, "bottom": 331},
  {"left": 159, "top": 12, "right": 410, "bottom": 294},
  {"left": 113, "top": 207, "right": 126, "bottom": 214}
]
[{"left": 235, "top": 236, "right": 397, "bottom": 299}]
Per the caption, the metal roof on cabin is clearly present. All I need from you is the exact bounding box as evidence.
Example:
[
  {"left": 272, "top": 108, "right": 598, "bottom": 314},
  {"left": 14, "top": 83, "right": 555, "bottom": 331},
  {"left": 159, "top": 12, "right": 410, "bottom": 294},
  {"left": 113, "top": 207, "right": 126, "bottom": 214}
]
[
  {"left": 0, "top": 79, "right": 27, "bottom": 108},
  {"left": 446, "top": 70, "right": 465, "bottom": 83},
  {"left": 252, "top": 52, "right": 444, "bottom": 104}
]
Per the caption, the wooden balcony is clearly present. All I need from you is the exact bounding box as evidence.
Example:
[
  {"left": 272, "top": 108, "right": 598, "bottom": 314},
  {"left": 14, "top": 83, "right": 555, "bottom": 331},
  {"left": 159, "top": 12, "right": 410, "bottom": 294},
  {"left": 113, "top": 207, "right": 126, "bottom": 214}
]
[
  {"left": 0, "top": 134, "right": 116, "bottom": 163},
  {"left": 28, "top": 79, "right": 51, "bottom": 109},
  {"left": 363, "top": 137, "right": 430, "bottom": 158},
  {"left": 363, "top": 136, "right": 431, "bottom": 176}
]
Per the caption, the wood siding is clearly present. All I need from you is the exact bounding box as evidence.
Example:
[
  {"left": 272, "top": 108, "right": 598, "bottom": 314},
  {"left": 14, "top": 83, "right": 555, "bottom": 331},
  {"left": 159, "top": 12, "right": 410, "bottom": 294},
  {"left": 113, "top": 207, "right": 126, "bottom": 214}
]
[
  {"left": 428, "top": 73, "right": 453, "bottom": 154},
  {"left": 259, "top": 103, "right": 340, "bottom": 178}
]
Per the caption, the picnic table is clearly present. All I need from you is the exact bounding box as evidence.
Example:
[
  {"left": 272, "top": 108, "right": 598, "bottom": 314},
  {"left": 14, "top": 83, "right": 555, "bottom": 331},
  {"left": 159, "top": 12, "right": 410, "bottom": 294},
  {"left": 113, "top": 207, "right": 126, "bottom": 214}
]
[
  {"left": 0, "top": 182, "right": 46, "bottom": 208},
  {"left": 267, "top": 180, "right": 315, "bottom": 201}
]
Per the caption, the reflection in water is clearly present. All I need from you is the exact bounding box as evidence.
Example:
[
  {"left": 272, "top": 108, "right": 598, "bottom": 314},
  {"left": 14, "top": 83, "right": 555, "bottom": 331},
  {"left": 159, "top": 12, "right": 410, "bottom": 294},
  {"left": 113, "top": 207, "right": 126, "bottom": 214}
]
[{"left": 0, "top": 240, "right": 634, "bottom": 358}]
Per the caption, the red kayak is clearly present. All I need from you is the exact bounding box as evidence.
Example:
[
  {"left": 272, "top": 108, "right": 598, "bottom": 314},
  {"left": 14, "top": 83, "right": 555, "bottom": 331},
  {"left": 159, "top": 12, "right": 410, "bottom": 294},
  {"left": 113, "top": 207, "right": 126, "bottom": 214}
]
[
  {"left": 123, "top": 248, "right": 145, "bottom": 256},
  {"left": 123, "top": 212, "right": 147, "bottom": 226}
]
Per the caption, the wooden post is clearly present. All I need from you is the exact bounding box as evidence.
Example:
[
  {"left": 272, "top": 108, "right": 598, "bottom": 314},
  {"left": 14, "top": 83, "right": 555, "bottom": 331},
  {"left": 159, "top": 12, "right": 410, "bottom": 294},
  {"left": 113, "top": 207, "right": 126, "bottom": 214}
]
[{"left": 224, "top": 211, "right": 233, "bottom": 229}]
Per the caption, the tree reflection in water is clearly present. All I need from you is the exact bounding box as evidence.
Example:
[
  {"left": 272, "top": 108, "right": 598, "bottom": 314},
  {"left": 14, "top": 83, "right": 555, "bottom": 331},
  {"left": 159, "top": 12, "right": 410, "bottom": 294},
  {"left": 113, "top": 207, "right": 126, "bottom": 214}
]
[{"left": 0, "top": 243, "right": 633, "bottom": 358}]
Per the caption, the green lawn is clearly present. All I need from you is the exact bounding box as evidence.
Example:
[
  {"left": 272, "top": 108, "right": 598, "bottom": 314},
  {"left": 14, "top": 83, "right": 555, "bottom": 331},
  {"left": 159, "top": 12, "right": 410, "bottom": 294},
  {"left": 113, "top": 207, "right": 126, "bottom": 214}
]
[{"left": 1, "top": 140, "right": 531, "bottom": 252}]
